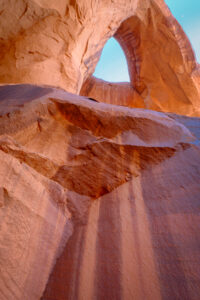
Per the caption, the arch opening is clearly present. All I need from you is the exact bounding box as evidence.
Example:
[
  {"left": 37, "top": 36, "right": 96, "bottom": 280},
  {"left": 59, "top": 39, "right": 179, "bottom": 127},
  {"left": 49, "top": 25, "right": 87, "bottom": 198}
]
[
  {"left": 81, "top": 8, "right": 199, "bottom": 115},
  {"left": 93, "top": 37, "right": 130, "bottom": 83}
]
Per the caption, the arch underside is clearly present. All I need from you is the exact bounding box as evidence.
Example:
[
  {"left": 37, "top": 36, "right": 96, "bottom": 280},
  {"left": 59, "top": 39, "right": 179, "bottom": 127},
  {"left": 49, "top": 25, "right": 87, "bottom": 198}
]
[
  {"left": 81, "top": 5, "right": 200, "bottom": 116},
  {"left": 0, "top": 0, "right": 199, "bottom": 115}
]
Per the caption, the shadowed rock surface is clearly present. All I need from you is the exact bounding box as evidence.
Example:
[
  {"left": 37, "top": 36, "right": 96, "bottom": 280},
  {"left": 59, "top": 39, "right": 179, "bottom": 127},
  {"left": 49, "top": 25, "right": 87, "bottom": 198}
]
[{"left": 0, "top": 84, "right": 199, "bottom": 299}]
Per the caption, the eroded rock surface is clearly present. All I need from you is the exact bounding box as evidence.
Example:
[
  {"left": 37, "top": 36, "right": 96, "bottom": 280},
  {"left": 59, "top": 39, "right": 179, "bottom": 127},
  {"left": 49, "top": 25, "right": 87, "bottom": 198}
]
[
  {"left": 0, "top": 0, "right": 200, "bottom": 115},
  {"left": 0, "top": 84, "right": 200, "bottom": 299}
]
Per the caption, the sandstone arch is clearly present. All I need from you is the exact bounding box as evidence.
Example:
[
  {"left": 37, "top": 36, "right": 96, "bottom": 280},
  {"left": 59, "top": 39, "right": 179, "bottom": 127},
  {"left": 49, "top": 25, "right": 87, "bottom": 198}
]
[
  {"left": 0, "top": 0, "right": 199, "bottom": 115},
  {"left": 81, "top": 9, "right": 200, "bottom": 115},
  {"left": 0, "top": 2, "right": 200, "bottom": 300}
]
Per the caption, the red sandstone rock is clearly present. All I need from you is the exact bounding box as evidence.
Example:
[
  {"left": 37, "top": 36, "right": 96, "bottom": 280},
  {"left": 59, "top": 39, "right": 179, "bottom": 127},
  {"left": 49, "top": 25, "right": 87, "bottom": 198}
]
[
  {"left": 80, "top": 76, "right": 144, "bottom": 108},
  {"left": 0, "top": 84, "right": 199, "bottom": 299},
  {"left": 0, "top": 0, "right": 200, "bottom": 299},
  {"left": 0, "top": 0, "right": 200, "bottom": 115}
]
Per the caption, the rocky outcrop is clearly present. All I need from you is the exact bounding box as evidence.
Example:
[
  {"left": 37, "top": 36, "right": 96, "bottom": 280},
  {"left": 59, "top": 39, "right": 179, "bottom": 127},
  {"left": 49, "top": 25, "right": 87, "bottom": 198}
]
[
  {"left": 0, "top": 0, "right": 200, "bottom": 115},
  {"left": 0, "top": 84, "right": 200, "bottom": 299}
]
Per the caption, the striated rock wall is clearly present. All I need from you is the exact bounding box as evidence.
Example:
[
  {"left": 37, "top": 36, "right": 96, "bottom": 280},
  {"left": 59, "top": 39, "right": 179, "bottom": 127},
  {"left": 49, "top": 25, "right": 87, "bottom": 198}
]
[
  {"left": 0, "top": 150, "right": 72, "bottom": 300},
  {"left": 0, "top": 84, "right": 200, "bottom": 299},
  {"left": 80, "top": 76, "right": 144, "bottom": 108},
  {"left": 0, "top": 0, "right": 200, "bottom": 115}
]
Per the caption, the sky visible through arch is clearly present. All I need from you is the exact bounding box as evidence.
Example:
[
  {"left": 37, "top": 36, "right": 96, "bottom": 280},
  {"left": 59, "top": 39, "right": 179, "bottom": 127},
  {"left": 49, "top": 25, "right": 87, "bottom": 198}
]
[{"left": 94, "top": 0, "right": 200, "bottom": 82}]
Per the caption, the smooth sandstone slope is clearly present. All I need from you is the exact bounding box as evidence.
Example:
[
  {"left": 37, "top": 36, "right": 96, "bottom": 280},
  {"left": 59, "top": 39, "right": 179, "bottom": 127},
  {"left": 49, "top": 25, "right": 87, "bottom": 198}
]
[
  {"left": 0, "top": 84, "right": 200, "bottom": 299},
  {"left": 0, "top": 0, "right": 200, "bottom": 115}
]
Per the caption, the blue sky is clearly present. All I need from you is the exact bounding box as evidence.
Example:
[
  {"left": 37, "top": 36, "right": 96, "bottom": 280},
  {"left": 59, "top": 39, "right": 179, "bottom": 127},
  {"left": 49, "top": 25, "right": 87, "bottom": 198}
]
[
  {"left": 94, "top": 0, "right": 200, "bottom": 82},
  {"left": 165, "top": 0, "right": 200, "bottom": 62}
]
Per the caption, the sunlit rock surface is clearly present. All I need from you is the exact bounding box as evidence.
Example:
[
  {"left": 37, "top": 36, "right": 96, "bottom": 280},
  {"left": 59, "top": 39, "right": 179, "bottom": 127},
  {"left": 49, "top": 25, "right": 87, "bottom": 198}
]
[
  {"left": 0, "top": 84, "right": 200, "bottom": 299},
  {"left": 0, "top": 0, "right": 200, "bottom": 115},
  {"left": 0, "top": 0, "right": 200, "bottom": 299}
]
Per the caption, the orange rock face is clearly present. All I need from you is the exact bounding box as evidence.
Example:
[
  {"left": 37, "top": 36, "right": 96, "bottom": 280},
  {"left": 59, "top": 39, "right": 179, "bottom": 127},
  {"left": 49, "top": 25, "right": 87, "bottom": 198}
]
[
  {"left": 81, "top": 14, "right": 200, "bottom": 116},
  {"left": 0, "top": 0, "right": 200, "bottom": 299},
  {"left": 0, "top": 0, "right": 200, "bottom": 115},
  {"left": 0, "top": 84, "right": 200, "bottom": 300}
]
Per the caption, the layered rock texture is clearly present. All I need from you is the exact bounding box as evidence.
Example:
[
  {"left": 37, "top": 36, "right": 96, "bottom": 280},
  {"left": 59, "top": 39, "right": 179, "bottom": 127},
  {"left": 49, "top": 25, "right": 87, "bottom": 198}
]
[
  {"left": 0, "top": 84, "right": 199, "bottom": 300},
  {"left": 0, "top": 0, "right": 200, "bottom": 115},
  {"left": 0, "top": 0, "right": 200, "bottom": 300}
]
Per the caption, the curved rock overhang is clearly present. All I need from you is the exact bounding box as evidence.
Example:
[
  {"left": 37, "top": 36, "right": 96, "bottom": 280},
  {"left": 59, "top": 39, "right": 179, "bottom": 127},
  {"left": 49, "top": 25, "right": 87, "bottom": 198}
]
[{"left": 1, "top": 83, "right": 200, "bottom": 300}]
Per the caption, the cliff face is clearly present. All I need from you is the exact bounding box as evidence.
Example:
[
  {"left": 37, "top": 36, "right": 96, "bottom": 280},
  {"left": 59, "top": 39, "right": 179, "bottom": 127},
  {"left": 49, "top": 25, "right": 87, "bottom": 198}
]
[
  {"left": 0, "top": 84, "right": 200, "bottom": 300},
  {"left": 0, "top": 0, "right": 200, "bottom": 115},
  {"left": 0, "top": 0, "right": 200, "bottom": 300}
]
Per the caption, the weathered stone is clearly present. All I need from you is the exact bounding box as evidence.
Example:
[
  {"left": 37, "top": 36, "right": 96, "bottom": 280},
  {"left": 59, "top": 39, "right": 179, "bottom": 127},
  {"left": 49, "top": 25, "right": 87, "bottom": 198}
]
[
  {"left": 0, "top": 84, "right": 199, "bottom": 299},
  {"left": 0, "top": 0, "right": 200, "bottom": 299},
  {"left": 0, "top": 0, "right": 200, "bottom": 115}
]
